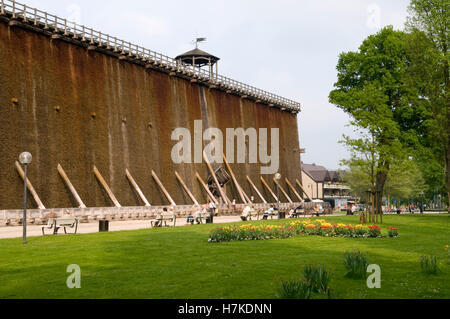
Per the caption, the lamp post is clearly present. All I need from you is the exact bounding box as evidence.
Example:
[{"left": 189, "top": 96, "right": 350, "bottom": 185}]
[
  {"left": 19, "top": 152, "right": 32, "bottom": 244},
  {"left": 275, "top": 173, "right": 281, "bottom": 220}
]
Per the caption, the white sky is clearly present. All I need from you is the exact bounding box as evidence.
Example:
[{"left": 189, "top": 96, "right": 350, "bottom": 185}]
[{"left": 21, "top": 0, "right": 411, "bottom": 169}]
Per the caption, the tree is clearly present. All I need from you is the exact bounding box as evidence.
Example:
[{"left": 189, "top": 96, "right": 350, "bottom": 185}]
[
  {"left": 342, "top": 156, "right": 426, "bottom": 208},
  {"left": 329, "top": 27, "right": 410, "bottom": 219},
  {"left": 405, "top": 0, "right": 449, "bottom": 211},
  {"left": 384, "top": 159, "right": 427, "bottom": 206}
]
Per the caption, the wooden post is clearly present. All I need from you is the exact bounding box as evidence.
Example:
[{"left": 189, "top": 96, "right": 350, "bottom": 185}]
[
  {"left": 246, "top": 176, "right": 267, "bottom": 204},
  {"left": 260, "top": 177, "right": 278, "bottom": 202},
  {"left": 93, "top": 165, "right": 121, "bottom": 208},
  {"left": 273, "top": 178, "right": 293, "bottom": 203},
  {"left": 175, "top": 171, "right": 199, "bottom": 205},
  {"left": 295, "top": 179, "right": 312, "bottom": 201},
  {"left": 223, "top": 154, "right": 246, "bottom": 204},
  {"left": 241, "top": 187, "right": 253, "bottom": 204},
  {"left": 125, "top": 169, "right": 151, "bottom": 207},
  {"left": 285, "top": 178, "right": 303, "bottom": 202},
  {"left": 151, "top": 170, "right": 176, "bottom": 206},
  {"left": 15, "top": 161, "right": 46, "bottom": 209},
  {"left": 203, "top": 151, "right": 229, "bottom": 205},
  {"left": 57, "top": 164, "right": 87, "bottom": 208},
  {"left": 196, "top": 172, "right": 219, "bottom": 205}
]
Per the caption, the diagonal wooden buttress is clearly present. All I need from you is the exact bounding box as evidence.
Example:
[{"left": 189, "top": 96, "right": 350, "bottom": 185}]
[
  {"left": 93, "top": 165, "right": 121, "bottom": 208},
  {"left": 152, "top": 170, "right": 176, "bottom": 206},
  {"left": 126, "top": 169, "right": 151, "bottom": 207},
  {"left": 285, "top": 178, "right": 303, "bottom": 202},
  {"left": 57, "top": 164, "right": 87, "bottom": 208},
  {"left": 273, "top": 177, "right": 293, "bottom": 203},
  {"left": 296, "top": 179, "right": 312, "bottom": 201},
  {"left": 247, "top": 176, "right": 267, "bottom": 204},
  {"left": 195, "top": 172, "right": 219, "bottom": 205},
  {"left": 15, "top": 161, "right": 46, "bottom": 209},
  {"left": 175, "top": 171, "right": 199, "bottom": 205},
  {"left": 260, "top": 176, "right": 278, "bottom": 202},
  {"left": 222, "top": 154, "right": 247, "bottom": 204}
]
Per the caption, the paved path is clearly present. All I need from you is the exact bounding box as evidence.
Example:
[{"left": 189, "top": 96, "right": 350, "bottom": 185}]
[{"left": 0, "top": 216, "right": 244, "bottom": 239}]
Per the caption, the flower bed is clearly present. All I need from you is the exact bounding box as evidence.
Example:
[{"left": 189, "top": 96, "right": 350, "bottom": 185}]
[{"left": 208, "top": 219, "right": 397, "bottom": 243}]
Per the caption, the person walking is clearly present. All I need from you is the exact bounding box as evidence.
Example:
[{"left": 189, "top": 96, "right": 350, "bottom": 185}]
[{"left": 208, "top": 201, "right": 216, "bottom": 223}]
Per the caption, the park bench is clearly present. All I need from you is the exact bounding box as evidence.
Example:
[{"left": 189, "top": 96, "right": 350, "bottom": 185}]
[
  {"left": 290, "top": 208, "right": 305, "bottom": 218},
  {"left": 268, "top": 209, "right": 279, "bottom": 219},
  {"left": 195, "top": 211, "right": 211, "bottom": 224},
  {"left": 151, "top": 213, "right": 176, "bottom": 228},
  {"left": 42, "top": 218, "right": 78, "bottom": 235},
  {"left": 248, "top": 209, "right": 260, "bottom": 221}
]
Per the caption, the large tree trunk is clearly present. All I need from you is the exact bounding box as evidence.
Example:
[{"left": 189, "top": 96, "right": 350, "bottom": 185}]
[
  {"left": 375, "top": 163, "right": 389, "bottom": 224},
  {"left": 445, "top": 142, "right": 450, "bottom": 213},
  {"left": 445, "top": 54, "right": 449, "bottom": 213}
]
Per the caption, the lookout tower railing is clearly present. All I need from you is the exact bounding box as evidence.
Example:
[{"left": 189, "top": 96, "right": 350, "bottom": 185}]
[{"left": 0, "top": 0, "right": 301, "bottom": 112}]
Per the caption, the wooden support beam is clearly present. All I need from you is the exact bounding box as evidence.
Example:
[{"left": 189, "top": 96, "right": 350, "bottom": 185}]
[
  {"left": 15, "top": 161, "right": 46, "bottom": 209},
  {"left": 273, "top": 178, "right": 293, "bottom": 203},
  {"left": 241, "top": 187, "right": 253, "bottom": 204},
  {"left": 175, "top": 171, "right": 199, "bottom": 205},
  {"left": 195, "top": 172, "right": 219, "bottom": 205},
  {"left": 223, "top": 154, "right": 246, "bottom": 204},
  {"left": 203, "top": 151, "right": 229, "bottom": 205},
  {"left": 296, "top": 179, "right": 312, "bottom": 201},
  {"left": 151, "top": 170, "right": 176, "bottom": 206},
  {"left": 247, "top": 176, "right": 267, "bottom": 204},
  {"left": 285, "top": 178, "right": 303, "bottom": 202},
  {"left": 126, "top": 169, "right": 151, "bottom": 207},
  {"left": 93, "top": 166, "right": 121, "bottom": 208},
  {"left": 260, "top": 177, "right": 278, "bottom": 202},
  {"left": 57, "top": 164, "right": 87, "bottom": 208}
]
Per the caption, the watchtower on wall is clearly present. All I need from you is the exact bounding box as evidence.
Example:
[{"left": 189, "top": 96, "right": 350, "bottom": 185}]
[{"left": 176, "top": 45, "right": 220, "bottom": 81}]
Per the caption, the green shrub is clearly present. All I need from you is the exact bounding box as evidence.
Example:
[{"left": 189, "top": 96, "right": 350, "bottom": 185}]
[
  {"left": 303, "top": 264, "right": 332, "bottom": 293},
  {"left": 343, "top": 250, "right": 369, "bottom": 279},
  {"left": 420, "top": 255, "right": 440, "bottom": 274},
  {"left": 277, "top": 279, "right": 312, "bottom": 299}
]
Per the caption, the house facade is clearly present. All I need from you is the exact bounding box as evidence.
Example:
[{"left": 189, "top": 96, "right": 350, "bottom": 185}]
[{"left": 301, "top": 163, "right": 352, "bottom": 210}]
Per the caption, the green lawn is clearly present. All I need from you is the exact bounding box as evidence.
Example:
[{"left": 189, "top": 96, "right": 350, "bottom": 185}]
[{"left": 0, "top": 214, "right": 448, "bottom": 299}]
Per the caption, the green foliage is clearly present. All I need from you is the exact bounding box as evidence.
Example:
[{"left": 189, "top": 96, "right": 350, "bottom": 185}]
[
  {"left": 343, "top": 250, "right": 369, "bottom": 279},
  {"left": 342, "top": 155, "right": 426, "bottom": 203},
  {"left": 303, "top": 264, "right": 332, "bottom": 294},
  {"left": 405, "top": 0, "right": 450, "bottom": 207},
  {"left": 277, "top": 279, "right": 312, "bottom": 299},
  {"left": 330, "top": 27, "right": 413, "bottom": 213},
  {"left": 384, "top": 158, "right": 427, "bottom": 202},
  {"left": 420, "top": 255, "right": 440, "bottom": 275}
]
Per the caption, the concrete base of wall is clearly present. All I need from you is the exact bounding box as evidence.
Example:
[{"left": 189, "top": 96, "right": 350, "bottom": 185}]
[{"left": 0, "top": 203, "right": 307, "bottom": 227}]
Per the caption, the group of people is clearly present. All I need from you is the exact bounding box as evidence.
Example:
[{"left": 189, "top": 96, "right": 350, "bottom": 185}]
[
  {"left": 186, "top": 202, "right": 217, "bottom": 225},
  {"left": 155, "top": 200, "right": 327, "bottom": 227}
]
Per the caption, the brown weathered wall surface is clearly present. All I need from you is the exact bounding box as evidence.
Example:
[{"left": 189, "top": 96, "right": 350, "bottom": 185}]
[{"left": 0, "top": 22, "right": 302, "bottom": 209}]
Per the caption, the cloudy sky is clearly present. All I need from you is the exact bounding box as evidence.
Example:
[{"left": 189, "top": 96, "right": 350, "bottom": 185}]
[{"left": 22, "top": 0, "right": 411, "bottom": 169}]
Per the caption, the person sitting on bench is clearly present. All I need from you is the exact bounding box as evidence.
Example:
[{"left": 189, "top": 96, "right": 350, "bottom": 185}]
[
  {"left": 154, "top": 208, "right": 167, "bottom": 227},
  {"left": 187, "top": 206, "right": 201, "bottom": 225},
  {"left": 263, "top": 205, "right": 275, "bottom": 220},
  {"left": 241, "top": 205, "right": 252, "bottom": 221},
  {"left": 195, "top": 205, "right": 208, "bottom": 224}
]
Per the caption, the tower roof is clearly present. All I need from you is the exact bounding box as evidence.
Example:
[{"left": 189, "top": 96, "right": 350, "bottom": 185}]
[{"left": 175, "top": 48, "right": 220, "bottom": 66}]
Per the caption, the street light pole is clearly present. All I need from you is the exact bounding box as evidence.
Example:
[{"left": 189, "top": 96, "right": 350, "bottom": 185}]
[
  {"left": 19, "top": 152, "right": 32, "bottom": 245},
  {"left": 23, "top": 163, "right": 28, "bottom": 244}
]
